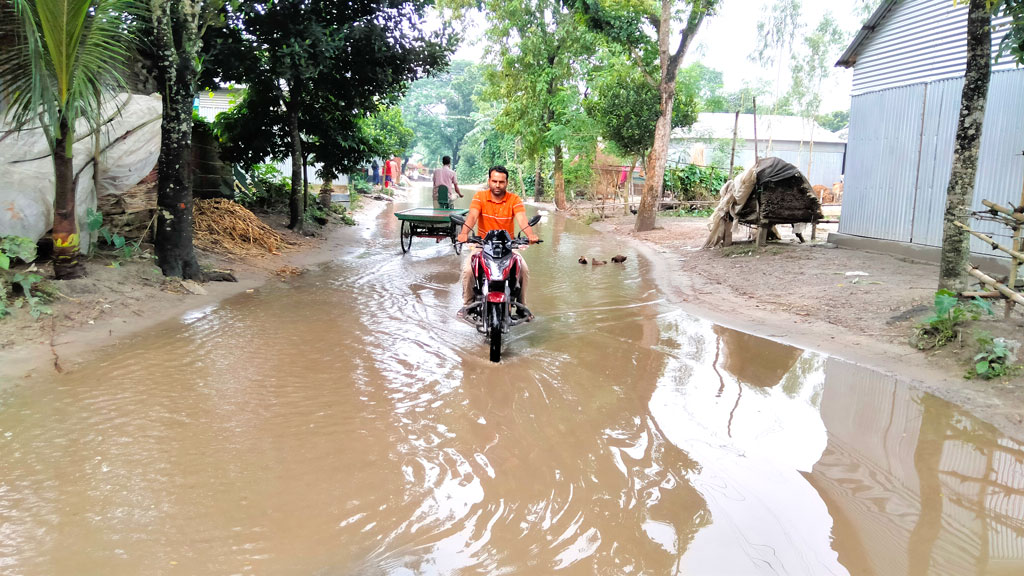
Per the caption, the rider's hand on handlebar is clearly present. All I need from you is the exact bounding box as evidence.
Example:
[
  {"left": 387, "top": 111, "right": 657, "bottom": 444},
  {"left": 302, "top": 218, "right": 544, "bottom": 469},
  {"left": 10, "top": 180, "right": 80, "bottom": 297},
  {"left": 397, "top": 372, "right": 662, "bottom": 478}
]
[
  {"left": 527, "top": 232, "right": 541, "bottom": 244},
  {"left": 457, "top": 230, "right": 469, "bottom": 243}
]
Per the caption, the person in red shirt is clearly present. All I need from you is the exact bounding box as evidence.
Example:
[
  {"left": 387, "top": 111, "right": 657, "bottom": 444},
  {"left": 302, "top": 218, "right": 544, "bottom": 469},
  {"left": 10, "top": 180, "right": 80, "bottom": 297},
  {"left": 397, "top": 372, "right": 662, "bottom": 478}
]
[{"left": 456, "top": 166, "right": 540, "bottom": 310}]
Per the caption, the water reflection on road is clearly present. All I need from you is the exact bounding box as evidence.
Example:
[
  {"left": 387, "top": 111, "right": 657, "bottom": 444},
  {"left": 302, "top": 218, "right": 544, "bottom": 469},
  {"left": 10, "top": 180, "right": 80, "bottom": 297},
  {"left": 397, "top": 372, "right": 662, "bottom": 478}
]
[{"left": 0, "top": 188, "right": 1022, "bottom": 575}]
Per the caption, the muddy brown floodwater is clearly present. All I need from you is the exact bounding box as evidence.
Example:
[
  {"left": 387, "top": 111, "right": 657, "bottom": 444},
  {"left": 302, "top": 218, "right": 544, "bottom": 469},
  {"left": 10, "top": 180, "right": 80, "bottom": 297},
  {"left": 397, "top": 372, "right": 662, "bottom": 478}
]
[{"left": 2, "top": 188, "right": 1024, "bottom": 575}]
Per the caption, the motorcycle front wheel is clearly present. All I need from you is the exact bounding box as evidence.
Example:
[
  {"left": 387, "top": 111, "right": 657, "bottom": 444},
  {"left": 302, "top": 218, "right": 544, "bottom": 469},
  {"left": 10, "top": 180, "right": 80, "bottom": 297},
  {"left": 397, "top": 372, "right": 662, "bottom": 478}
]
[{"left": 488, "top": 305, "right": 503, "bottom": 363}]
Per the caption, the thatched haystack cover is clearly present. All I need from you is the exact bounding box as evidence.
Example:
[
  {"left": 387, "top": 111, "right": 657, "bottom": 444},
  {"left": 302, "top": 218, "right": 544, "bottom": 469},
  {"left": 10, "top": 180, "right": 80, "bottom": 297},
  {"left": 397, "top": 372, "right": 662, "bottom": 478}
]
[{"left": 703, "top": 158, "right": 823, "bottom": 248}]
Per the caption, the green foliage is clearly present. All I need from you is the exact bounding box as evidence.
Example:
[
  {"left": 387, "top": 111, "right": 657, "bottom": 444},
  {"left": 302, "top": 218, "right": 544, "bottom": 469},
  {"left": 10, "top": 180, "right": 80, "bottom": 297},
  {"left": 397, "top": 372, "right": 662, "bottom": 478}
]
[
  {"left": 204, "top": 0, "right": 454, "bottom": 213},
  {"left": 913, "top": 290, "right": 994, "bottom": 349},
  {"left": 785, "top": 13, "right": 847, "bottom": 124},
  {"left": 815, "top": 110, "right": 850, "bottom": 133},
  {"left": 237, "top": 164, "right": 292, "bottom": 210},
  {"left": 664, "top": 165, "right": 727, "bottom": 201},
  {"left": 968, "top": 332, "right": 1018, "bottom": 380},
  {"left": 350, "top": 172, "right": 373, "bottom": 195},
  {"left": 586, "top": 57, "right": 702, "bottom": 163},
  {"left": 664, "top": 206, "right": 715, "bottom": 218},
  {"left": 0, "top": 0, "right": 136, "bottom": 147},
  {"left": 85, "top": 208, "right": 140, "bottom": 262},
  {"left": 0, "top": 235, "right": 50, "bottom": 319},
  {"left": 364, "top": 106, "right": 415, "bottom": 160},
  {"left": 401, "top": 60, "right": 484, "bottom": 167},
  {"left": 996, "top": 0, "right": 1024, "bottom": 65},
  {"left": 328, "top": 203, "right": 356, "bottom": 226}
]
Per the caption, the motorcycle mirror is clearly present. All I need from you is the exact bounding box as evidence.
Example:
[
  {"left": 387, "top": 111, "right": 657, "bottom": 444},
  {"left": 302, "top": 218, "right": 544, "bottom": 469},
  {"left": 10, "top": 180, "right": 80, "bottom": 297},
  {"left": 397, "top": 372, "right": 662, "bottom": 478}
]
[
  {"left": 450, "top": 214, "right": 466, "bottom": 227},
  {"left": 527, "top": 215, "right": 541, "bottom": 227}
]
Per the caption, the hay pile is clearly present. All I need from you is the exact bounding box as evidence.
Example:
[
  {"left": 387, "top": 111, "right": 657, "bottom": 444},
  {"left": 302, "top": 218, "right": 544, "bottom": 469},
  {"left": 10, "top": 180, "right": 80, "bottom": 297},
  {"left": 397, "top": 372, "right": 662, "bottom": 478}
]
[{"left": 193, "top": 198, "right": 286, "bottom": 256}]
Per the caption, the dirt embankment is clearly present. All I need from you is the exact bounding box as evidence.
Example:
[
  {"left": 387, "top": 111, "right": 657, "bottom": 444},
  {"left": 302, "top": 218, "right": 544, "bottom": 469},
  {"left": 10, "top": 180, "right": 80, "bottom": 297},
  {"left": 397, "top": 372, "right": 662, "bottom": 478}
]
[
  {"left": 0, "top": 196, "right": 389, "bottom": 384},
  {"left": 591, "top": 213, "right": 1024, "bottom": 439}
]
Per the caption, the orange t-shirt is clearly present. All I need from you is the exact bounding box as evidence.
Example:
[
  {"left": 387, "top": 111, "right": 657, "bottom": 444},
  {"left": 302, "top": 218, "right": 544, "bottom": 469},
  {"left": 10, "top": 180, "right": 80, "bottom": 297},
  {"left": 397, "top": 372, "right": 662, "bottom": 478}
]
[{"left": 471, "top": 190, "right": 525, "bottom": 237}]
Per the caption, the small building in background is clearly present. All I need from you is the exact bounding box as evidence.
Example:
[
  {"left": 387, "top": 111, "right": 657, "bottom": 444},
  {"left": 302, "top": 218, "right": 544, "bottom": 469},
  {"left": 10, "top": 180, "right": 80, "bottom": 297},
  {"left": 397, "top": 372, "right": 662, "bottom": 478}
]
[
  {"left": 669, "top": 113, "right": 847, "bottom": 189},
  {"left": 831, "top": 0, "right": 1024, "bottom": 260}
]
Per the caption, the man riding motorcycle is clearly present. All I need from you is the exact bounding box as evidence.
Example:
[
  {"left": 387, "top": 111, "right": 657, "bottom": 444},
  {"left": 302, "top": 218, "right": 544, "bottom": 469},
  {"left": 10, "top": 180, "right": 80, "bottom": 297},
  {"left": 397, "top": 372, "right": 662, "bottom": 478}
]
[{"left": 456, "top": 165, "right": 541, "bottom": 319}]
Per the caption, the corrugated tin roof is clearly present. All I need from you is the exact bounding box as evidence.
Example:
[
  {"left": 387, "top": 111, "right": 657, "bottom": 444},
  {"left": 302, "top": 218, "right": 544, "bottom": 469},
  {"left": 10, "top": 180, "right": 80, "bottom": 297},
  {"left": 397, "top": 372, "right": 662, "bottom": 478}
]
[
  {"left": 671, "top": 113, "right": 844, "bottom": 144},
  {"left": 836, "top": 0, "right": 900, "bottom": 68}
]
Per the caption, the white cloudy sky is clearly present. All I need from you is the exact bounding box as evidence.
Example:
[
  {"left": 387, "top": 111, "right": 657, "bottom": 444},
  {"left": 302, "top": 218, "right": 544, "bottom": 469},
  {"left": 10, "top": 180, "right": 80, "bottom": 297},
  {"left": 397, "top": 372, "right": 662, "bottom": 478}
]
[{"left": 444, "top": 1, "right": 868, "bottom": 113}]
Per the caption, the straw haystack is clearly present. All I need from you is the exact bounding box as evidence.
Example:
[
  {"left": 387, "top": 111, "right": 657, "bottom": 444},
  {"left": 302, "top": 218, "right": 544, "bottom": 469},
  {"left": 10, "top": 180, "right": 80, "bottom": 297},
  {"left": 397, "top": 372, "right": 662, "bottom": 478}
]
[{"left": 193, "top": 199, "right": 288, "bottom": 256}]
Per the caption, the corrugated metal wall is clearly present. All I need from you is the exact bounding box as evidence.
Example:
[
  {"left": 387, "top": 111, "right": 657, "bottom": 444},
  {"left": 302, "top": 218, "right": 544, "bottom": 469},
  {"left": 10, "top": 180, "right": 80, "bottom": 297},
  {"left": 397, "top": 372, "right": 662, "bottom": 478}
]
[
  {"left": 841, "top": 70, "right": 1024, "bottom": 253},
  {"left": 851, "top": 0, "right": 1015, "bottom": 95},
  {"left": 840, "top": 84, "right": 925, "bottom": 242},
  {"left": 771, "top": 149, "right": 846, "bottom": 189}
]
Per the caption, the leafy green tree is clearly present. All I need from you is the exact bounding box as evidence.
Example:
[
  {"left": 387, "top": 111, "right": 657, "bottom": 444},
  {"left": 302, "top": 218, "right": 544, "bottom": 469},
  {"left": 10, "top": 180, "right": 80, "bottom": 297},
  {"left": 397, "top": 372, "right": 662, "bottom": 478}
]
[
  {"left": 750, "top": 0, "right": 802, "bottom": 123},
  {"left": 575, "top": 0, "right": 719, "bottom": 231},
  {"left": 207, "top": 0, "right": 452, "bottom": 232},
  {"left": 401, "top": 60, "right": 482, "bottom": 168},
  {"left": 482, "top": 0, "right": 596, "bottom": 209},
  {"left": 586, "top": 58, "right": 700, "bottom": 212},
  {"left": 784, "top": 12, "right": 846, "bottom": 173},
  {"left": 0, "top": 0, "right": 136, "bottom": 279},
  {"left": 815, "top": 110, "right": 849, "bottom": 133}
]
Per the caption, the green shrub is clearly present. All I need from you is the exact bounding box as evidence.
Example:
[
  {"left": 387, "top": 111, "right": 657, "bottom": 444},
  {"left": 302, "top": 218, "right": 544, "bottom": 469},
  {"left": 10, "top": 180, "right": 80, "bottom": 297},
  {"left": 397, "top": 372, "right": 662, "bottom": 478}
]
[
  {"left": 912, "top": 290, "right": 993, "bottom": 350},
  {"left": 664, "top": 164, "right": 727, "bottom": 202},
  {"left": 238, "top": 164, "right": 291, "bottom": 209},
  {"left": 0, "top": 236, "right": 51, "bottom": 319},
  {"left": 968, "top": 332, "right": 1018, "bottom": 380}
]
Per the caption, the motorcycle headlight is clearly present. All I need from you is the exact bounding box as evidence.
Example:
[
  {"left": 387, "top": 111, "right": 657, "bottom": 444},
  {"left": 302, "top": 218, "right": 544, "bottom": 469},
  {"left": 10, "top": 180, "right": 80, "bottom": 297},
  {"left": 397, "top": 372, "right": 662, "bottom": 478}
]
[{"left": 486, "top": 259, "right": 506, "bottom": 279}]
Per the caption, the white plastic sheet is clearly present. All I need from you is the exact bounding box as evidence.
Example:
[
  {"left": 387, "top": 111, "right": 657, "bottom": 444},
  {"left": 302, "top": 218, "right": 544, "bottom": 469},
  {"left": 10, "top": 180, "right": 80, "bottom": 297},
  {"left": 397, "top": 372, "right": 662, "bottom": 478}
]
[{"left": 0, "top": 93, "right": 162, "bottom": 251}]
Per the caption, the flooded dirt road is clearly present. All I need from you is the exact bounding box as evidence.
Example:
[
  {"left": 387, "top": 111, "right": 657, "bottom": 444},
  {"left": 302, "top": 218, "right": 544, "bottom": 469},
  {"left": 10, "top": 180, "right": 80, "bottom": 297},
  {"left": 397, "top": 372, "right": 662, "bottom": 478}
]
[{"left": 2, "top": 188, "right": 1024, "bottom": 575}]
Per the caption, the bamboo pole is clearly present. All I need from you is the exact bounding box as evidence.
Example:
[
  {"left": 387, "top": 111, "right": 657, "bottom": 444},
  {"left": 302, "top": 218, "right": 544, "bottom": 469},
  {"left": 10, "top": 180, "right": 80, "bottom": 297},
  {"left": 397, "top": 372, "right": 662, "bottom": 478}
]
[
  {"left": 1006, "top": 174, "right": 1024, "bottom": 318},
  {"left": 953, "top": 221, "right": 1024, "bottom": 261},
  {"left": 967, "top": 265, "right": 1024, "bottom": 306},
  {"left": 752, "top": 98, "right": 759, "bottom": 161},
  {"left": 729, "top": 111, "right": 740, "bottom": 175},
  {"left": 981, "top": 199, "right": 1024, "bottom": 223},
  {"left": 963, "top": 291, "right": 1002, "bottom": 298}
]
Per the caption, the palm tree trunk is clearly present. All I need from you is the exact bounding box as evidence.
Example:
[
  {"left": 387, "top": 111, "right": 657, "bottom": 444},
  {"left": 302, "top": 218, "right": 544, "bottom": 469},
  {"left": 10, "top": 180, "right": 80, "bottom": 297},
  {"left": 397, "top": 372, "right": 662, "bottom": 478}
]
[
  {"left": 553, "top": 144, "right": 566, "bottom": 210},
  {"left": 939, "top": 0, "right": 992, "bottom": 292},
  {"left": 52, "top": 115, "right": 85, "bottom": 279}
]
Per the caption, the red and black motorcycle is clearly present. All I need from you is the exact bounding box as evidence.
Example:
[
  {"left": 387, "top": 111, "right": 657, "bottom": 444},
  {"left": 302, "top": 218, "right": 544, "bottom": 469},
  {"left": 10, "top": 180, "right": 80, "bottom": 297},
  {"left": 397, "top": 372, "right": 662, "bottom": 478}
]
[{"left": 451, "top": 214, "right": 542, "bottom": 362}]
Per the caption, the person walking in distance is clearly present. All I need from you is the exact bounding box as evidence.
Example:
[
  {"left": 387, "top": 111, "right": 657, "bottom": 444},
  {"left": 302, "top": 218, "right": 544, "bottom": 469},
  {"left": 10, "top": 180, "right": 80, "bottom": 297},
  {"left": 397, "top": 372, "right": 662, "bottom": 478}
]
[{"left": 432, "top": 155, "right": 463, "bottom": 207}]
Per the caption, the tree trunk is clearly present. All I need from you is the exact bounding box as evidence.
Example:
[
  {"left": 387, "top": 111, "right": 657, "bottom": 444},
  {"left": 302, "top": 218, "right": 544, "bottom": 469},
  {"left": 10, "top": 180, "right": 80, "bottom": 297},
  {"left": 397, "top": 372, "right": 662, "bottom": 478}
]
[
  {"left": 302, "top": 153, "right": 309, "bottom": 214},
  {"left": 635, "top": 0, "right": 708, "bottom": 232},
  {"left": 52, "top": 115, "right": 85, "bottom": 280},
  {"left": 534, "top": 157, "right": 544, "bottom": 201},
  {"left": 151, "top": 1, "right": 202, "bottom": 280},
  {"left": 286, "top": 91, "right": 304, "bottom": 233},
  {"left": 939, "top": 0, "right": 992, "bottom": 292},
  {"left": 553, "top": 144, "right": 566, "bottom": 211},
  {"left": 635, "top": 83, "right": 676, "bottom": 232}
]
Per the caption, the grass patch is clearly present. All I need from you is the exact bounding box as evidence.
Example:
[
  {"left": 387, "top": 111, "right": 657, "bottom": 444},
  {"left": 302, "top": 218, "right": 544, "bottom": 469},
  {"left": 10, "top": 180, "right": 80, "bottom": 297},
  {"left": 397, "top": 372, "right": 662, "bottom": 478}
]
[{"left": 663, "top": 207, "right": 714, "bottom": 218}]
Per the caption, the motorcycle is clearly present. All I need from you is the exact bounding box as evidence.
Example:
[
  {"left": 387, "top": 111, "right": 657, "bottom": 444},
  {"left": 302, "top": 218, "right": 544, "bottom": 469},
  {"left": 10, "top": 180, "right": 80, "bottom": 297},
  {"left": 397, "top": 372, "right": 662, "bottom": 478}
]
[{"left": 450, "top": 213, "right": 542, "bottom": 363}]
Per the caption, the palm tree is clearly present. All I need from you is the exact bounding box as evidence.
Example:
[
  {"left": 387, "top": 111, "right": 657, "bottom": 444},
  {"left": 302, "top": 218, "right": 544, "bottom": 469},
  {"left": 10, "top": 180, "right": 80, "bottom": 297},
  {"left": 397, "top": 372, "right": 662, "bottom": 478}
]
[{"left": 0, "top": 0, "right": 136, "bottom": 279}]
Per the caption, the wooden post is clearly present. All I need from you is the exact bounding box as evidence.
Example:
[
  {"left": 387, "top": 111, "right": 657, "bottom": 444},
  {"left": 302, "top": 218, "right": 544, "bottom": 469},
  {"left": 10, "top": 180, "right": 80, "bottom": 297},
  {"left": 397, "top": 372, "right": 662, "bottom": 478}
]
[
  {"left": 1006, "top": 161, "right": 1024, "bottom": 317},
  {"left": 729, "top": 110, "right": 740, "bottom": 175},
  {"left": 752, "top": 98, "right": 759, "bottom": 162}
]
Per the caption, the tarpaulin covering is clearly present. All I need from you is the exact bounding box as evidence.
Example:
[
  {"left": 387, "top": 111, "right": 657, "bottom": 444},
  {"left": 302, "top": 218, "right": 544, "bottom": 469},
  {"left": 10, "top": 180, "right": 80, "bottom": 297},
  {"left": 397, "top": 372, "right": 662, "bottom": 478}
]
[{"left": 0, "top": 93, "right": 162, "bottom": 251}]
